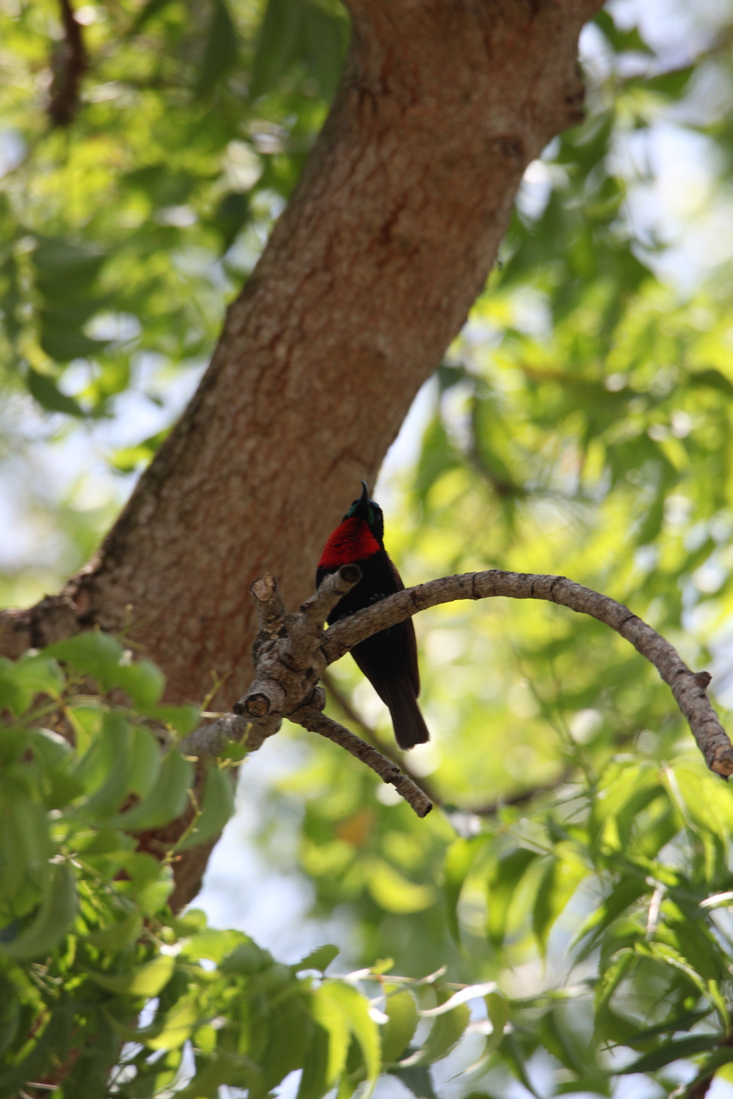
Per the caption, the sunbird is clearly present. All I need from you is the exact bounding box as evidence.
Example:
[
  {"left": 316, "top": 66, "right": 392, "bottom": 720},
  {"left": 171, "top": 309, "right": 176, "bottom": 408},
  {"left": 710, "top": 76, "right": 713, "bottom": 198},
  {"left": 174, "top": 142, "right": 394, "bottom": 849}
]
[{"left": 316, "top": 481, "right": 429, "bottom": 750}]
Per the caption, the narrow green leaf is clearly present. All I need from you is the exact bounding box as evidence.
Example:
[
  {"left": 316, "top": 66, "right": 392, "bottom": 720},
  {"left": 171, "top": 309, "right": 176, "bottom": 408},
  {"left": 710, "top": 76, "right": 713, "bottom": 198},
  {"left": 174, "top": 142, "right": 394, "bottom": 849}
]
[
  {"left": 197, "top": 0, "right": 238, "bottom": 97},
  {"left": 486, "top": 847, "right": 539, "bottom": 947},
  {"left": 444, "top": 835, "right": 488, "bottom": 944},
  {"left": 532, "top": 849, "right": 588, "bottom": 954},
  {"left": 318, "top": 981, "right": 380, "bottom": 1083},
  {"left": 417, "top": 994, "right": 469, "bottom": 1065},
  {"left": 312, "top": 984, "right": 351, "bottom": 1086},
  {"left": 484, "top": 991, "right": 509, "bottom": 1055},
  {"left": 388, "top": 1064, "right": 439, "bottom": 1099},
  {"left": 26, "top": 367, "right": 86, "bottom": 415},
  {"left": 178, "top": 761, "right": 235, "bottom": 849},
  {"left": 294, "top": 943, "right": 340, "bottom": 974},
  {"left": 85, "top": 953, "right": 175, "bottom": 996},
  {"left": 46, "top": 631, "right": 125, "bottom": 681},
  {"left": 84, "top": 908, "right": 143, "bottom": 953},
  {"left": 297, "top": 1021, "right": 330, "bottom": 1099},
  {"left": 110, "top": 748, "right": 194, "bottom": 831},
  {"left": 500, "top": 1032, "right": 541, "bottom": 1098},
  {"left": 0, "top": 863, "right": 77, "bottom": 959},
  {"left": 618, "top": 1034, "right": 720, "bottom": 1075},
  {"left": 682, "top": 1047, "right": 733, "bottom": 1096},
  {"left": 381, "top": 989, "right": 418, "bottom": 1065},
  {"left": 249, "top": 0, "right": 302, "bottom": 101}
]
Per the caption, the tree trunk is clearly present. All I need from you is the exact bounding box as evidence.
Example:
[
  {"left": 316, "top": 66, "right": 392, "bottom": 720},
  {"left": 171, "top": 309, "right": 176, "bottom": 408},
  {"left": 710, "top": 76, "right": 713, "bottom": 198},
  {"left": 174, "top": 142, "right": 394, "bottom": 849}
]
[{"left": 0, "top": 0, "right": 601, "bottom": 906}]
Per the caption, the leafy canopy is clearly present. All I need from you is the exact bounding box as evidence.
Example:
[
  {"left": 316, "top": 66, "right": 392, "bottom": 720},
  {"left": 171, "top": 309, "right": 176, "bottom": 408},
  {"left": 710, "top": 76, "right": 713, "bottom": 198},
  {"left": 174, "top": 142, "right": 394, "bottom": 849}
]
[{"left": 4, "top": 0, "right": 733, "bottom": 1096}]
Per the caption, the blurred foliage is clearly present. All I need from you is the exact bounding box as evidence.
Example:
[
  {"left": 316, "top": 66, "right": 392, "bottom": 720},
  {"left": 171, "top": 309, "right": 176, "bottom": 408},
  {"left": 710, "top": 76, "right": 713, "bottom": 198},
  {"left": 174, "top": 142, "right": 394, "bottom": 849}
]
[
  {"left": 0, "top": 636, "right": 506, "bottom": 1098},
  {"left": 4, "top": 0, "right": 733, "bottom": 1096}
]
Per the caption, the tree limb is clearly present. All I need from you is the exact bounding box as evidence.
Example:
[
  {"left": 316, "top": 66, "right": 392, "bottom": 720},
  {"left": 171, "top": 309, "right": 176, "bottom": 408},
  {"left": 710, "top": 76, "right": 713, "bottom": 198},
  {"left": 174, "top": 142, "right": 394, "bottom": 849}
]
[
  {"left": 224, "top": 569, "right": 733, "bottom": 808},
  {"left": 321, "top": 570, "right": 733, "bottom": 778}
]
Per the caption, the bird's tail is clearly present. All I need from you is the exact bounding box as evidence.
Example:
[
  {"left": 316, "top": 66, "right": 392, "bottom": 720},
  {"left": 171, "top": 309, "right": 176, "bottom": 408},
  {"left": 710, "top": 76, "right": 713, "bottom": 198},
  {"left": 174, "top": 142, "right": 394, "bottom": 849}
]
[{"left": 381, "top": 676, "right": 430, "bottom": 750}]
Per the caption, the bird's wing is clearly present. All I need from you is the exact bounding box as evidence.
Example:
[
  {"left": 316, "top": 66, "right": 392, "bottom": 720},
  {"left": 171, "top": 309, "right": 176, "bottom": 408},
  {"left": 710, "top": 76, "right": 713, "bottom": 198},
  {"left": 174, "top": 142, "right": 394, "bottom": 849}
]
[{"left": 387, "top": 557, "right": 420, "bottom": 696}]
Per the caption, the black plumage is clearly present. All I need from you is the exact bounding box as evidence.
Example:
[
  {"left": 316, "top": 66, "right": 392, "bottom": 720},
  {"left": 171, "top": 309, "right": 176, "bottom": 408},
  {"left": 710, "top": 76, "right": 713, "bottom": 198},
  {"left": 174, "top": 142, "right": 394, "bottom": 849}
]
[{"left": 316, "top": 482, "right": 429, "bottom": 750}]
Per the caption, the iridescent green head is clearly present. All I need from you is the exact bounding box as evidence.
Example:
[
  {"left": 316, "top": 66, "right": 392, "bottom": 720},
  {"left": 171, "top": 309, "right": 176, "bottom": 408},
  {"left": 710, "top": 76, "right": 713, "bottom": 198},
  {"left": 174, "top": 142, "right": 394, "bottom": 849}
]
[{"left": 345, "top": 480, "right": 384, "bottom": 546}]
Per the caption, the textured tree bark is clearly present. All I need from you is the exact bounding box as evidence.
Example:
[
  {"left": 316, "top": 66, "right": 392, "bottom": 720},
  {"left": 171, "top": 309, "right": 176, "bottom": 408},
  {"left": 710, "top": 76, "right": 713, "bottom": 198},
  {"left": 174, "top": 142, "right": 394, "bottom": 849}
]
[
  {"left": 0, "top": 0, "right": 602, "bottom": 908},
  {"left": 1, "top": 0, "right": 601, "bottom": 710}
]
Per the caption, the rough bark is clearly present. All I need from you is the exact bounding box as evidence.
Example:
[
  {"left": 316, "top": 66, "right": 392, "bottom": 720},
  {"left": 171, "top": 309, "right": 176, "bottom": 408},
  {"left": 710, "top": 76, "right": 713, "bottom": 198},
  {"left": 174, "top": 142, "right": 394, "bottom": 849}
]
[{"left": 0, "top": 0, "right": 602, "bottom": 713}]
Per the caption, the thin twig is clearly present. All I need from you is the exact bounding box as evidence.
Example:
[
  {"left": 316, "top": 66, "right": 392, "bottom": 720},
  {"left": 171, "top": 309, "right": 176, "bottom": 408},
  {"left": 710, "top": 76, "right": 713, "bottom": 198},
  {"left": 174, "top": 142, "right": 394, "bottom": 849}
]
[
  {"left": 295, "top": 706, "right": 433, "bottom": 818},
  {"left": 322, "top": 670, "right": 443, "bottom": 804}
]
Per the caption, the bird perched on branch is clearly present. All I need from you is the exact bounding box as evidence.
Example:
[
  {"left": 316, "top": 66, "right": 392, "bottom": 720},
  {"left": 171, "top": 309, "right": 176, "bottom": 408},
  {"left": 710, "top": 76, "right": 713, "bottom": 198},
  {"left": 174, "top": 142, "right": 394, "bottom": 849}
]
[{"left": 316, "top": 481, "right": 430, "bottom": 750}]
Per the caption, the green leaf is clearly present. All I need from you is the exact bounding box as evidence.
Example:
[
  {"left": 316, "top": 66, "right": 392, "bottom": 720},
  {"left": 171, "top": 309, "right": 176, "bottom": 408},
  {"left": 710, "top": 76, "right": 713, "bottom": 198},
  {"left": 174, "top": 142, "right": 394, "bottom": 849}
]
[
  {"left": 47, "top": 630, "right": 125, "bottom": 680},
  {"left": 500, "top": 1032, "right": 541, "bottom": 1098},
  {"left": 32, "top": 237, "right": 106, "bottom": 292},
  {"left": 416, "top": 993, "right": 470, "bottom": 1065},
  {"left": 312, "top": 984, "right": 351, "bottom": 1087},
  {"left": 484, "top": 991, "right": 509, "bottom": 1055},
  {"left": 444, "top": 835, "right": 488, "bottom": 944},
  {"left": 0, "top": 658, "right": 27, "bottom": 715},
  {"left": 249, "top": 0, "right": 302, "bottom": 101},
  {"left": 46, "top": 631, "right": 165, "bottom": 706},
  {"left": 532, "top": 847, "right": 588, "bottom": 954},
  {"left": 388, "top": 1064, "right": 439, "bottom": 1099},
  {"left": 635, "top": 65, "right": 695, "bottom": 98},
  {"left": 618, "top": 1034, "right": 721, "bottom": 1074},
  {"left": 0, "top": 863, "right": 77, "bottom": 959},
  {"left": 146, "top": 996, "right": 199, "bottom": 1051},
  {"left": 78, "top": 711, "right": 141, "bottom": 815},
  {"left": 687, "top": 367, "right": 733, "bottom": 394},
  {"left": 84, "top": 908, "right": 143, "bottom": 953},
  {"left": 317, "top": 981, "right": 380, "bottom": 1083},
  {"left": 595, "top": 948, "right": 636, "bottom": 1030},
  {"left": 38, "top": 327, "right": 108, "bottom": 364},
  {"left": 297, "top": 1021, "right": 330, "bottom": 1099},
  {"left": 682, "top": 1047, "right": 733, "bottom": 1096},
  {"left": 574, "top": 876, "right": 647, "bottom": 956},
  {"left": 26, "top": 367, "right": 86, "bottom": 416},
  {"left": 381, "top": 989, "right": 418, "bottom": 1065},
  {"left": 0, "top": 1003, "right": 74, "bottom": 1099},
  {"left": 197, "top": 0, "right": 238, "bottom": 97},
  {"left": 486, "top": 847, "right": 540, "bottom": 947},
  {"left": 11, "top": 653, "right": 64, "bottom": 707},
  {"left": 110, "top": 748, "right": 194, "bottom": 831},
  {"left": 593, "top": 10, "right": 653, "bottom": 53},
  {"left": 221, "top": 938, "right": 274, "bottom": 975},
  {"left": 178, "top": 761, "right": 235, "bottom": 850},
  {"left": 0, "top": 795, "right": 51, "bottom": 904},
  {"left": 147, "top": 702, "right": 200, "bottom": 735},
  {"left": 111, "top": 658, "right": 165, "bottom": 708},
  {"left": 85, "top": 953, "right": 176, "bottom": 996},
  {"left": 367, "top": 859, "right": 435, "bottom": 913},
  {"left": 211, "top": 190, "right": 250, "bottom": 252},
  {"left": 294, "top": 943, "right": 340, "bottom": 974}
]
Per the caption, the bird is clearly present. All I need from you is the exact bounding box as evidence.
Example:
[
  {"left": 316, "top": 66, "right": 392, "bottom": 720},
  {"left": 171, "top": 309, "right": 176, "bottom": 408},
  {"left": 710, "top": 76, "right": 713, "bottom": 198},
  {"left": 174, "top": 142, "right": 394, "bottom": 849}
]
[{"left": 316, "top": 480, "right": 430, "bottom": 750}]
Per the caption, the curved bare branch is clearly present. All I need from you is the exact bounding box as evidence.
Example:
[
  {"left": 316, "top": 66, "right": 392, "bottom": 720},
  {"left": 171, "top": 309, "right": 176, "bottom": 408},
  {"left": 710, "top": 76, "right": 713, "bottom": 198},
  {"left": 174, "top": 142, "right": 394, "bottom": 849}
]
[{"left": 322, "top": 570, "right": 733, "bottom": 778}]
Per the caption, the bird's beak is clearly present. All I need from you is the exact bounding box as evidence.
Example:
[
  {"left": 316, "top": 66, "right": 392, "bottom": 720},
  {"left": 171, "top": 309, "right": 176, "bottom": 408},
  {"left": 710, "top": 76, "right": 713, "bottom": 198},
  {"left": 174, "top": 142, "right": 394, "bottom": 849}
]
[{"left": 359, "top": 480, "right": 370, "bottom": 503}]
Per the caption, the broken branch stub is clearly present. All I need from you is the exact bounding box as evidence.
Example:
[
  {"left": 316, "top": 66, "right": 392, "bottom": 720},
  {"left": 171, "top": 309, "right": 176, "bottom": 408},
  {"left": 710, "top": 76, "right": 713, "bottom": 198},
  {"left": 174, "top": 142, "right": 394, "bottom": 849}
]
[{"left": 232, "top": 565, "right": 364, "bottom": 749}]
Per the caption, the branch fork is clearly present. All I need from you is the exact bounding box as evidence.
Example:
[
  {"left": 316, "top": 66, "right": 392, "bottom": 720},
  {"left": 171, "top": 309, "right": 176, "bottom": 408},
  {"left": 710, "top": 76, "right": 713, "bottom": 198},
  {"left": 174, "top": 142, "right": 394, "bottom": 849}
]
[
  {"left": 187, "top": 568, "right": 733, "bottom": 820},
  {"left": 226, "top": 567, "right": 433, "bottom": 818}
]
